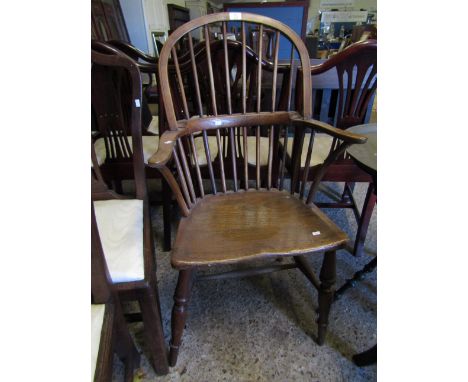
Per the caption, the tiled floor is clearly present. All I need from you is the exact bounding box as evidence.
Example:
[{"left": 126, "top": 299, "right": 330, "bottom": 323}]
[{"left": 115, "top": 181, "right": 377, "bottom": 381}]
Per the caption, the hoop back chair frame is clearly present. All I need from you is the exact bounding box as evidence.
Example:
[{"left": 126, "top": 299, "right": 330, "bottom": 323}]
[{"left": 148, "top": 12, "right": 367, "bottom": 366}]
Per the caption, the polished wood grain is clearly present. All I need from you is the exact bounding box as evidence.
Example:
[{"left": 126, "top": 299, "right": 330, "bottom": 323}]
[{"left": 171, "top": 190, "right": 347, "bottom": 268}]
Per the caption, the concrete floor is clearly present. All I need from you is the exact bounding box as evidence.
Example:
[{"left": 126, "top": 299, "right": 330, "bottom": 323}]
[{"left": 114, "top": 180, "right": 377, "bottom": 381}]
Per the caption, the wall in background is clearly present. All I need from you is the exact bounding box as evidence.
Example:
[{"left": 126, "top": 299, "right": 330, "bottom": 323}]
[{"left": 308, "top": 0, "right": 376, "bottom": 32}]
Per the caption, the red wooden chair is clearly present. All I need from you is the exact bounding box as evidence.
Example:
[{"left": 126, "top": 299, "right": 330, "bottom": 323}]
[
  {"left": 91, "top": 47, "right": 169, "bottom": 375},
  {"left": 147, "top": 13, "right": 367, "bottom": 366}
]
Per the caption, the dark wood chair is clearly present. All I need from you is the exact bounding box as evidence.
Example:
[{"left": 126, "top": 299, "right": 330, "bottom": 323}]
[
  {"left": 106, "top": 40, "right": 161, "bottom": 108},
  {"left": 92, "top": 203, "right": 140, "bottom": 382},
  {"left": 91, "top": 47, "right": 169, "bottom": 375},
  {"left": 147, "top": 12, "right": 367, "bottom": 366},
  {"left": 290, "top": 39, "right": 377, "bottom": 257},
  {"left": 91, "top": 41, "right": 173, "bottom": 251}
]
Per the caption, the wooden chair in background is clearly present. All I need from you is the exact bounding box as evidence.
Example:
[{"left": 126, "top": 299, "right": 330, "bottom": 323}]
[
  {"left": 91, "top": 41, "right": 172, "bottom": 251},
  {"left": 106, "top": 40, "right": 161, "bottom": 110},
  {"left": 291, "top": 39, "right": 377, "bottom": 257},
  {"left": 92, "top": 204, "right": 140, "bottom": 382},
  {"left": 148, "top": 12, "right": 367, "bottom": 366},
  {"left": 91, "top": 47, "right": 169, "bottom": 375}
]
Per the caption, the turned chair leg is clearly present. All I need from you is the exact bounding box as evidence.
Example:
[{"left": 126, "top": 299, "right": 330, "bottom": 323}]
[
  {"left": 139, "top": 286, "right": 169, "bottom": 375},
  {"left": 354, "top": 183, "right": 377, "bottom": 257},
  {"left": 317, "top": 250, "right": 336, "bottom": 345},
  {"left": 169, "top": 270, "right": 194, "bottom": 367},
  {"left": 162, "top": 179, "right": 172, "bottom": 251}
]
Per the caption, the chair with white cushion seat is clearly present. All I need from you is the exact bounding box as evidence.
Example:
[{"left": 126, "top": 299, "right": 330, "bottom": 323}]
[
  {"left": 92, "top": 41, "right": 172, "bottom": 252},
  {"left": 91, "top": 47, "right": 169, "bottom": 375},
  {"left": 91, "top": 210, "right": 140, "bottom": 382}
]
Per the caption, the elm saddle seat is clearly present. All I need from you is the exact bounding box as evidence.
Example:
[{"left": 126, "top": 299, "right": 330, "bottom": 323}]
[{"left": 172, "top": 190, "right": 347, "bottom": 268}]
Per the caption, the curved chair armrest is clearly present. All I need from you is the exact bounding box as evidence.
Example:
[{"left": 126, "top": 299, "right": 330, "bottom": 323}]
[
  {"left": 147, "top": 130, "right": 183, "bottom": 167},
  {"left": 107, "top": 40, "right": 157, "bottom": 63},
  {"left": 291, "top": 117, "right": 368, "bottom": 145},
  {"left": 147, "top": 129, "right": 191, "bottom": 217}
]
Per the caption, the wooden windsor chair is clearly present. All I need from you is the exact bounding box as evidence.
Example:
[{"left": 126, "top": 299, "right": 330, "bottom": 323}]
[
  {"left": 92, "top": 205, "right": 140, "bottom": 382},
  {"left": 92, "top": 41, "right": 173, "bottom": 251},
  {"left": 290, "top": 39, "right": 377, "bottom": 257},
  {"left": 91, "top": 47, "right": 169, "bottom": 375},
  {"left": 147, "top": 12, "right": 367, "bottom": 366},
  {"left": 166, "top": 36, "right": 295, "bottom": 189}
]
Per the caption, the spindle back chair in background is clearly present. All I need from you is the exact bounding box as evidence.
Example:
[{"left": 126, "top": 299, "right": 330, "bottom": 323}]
[
  {"left": 148, "top": 12, "right": 367, "bottom": 366},
  {"left": 91, "top": 47, "right": 169, "bottom": 375},
  {"left": 292, "top": 39, "right": 377, "bottom": 256},
  {"left": 92, "top": 41, "right": 172, "bottom": 251},
  {"left": 107, "top": 40, "right": 161, "bottom": 112}
]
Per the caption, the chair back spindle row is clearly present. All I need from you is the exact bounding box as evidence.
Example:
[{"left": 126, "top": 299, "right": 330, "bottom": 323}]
[{"left": 152, "top": 13, "right": 363, "bottom": 217}]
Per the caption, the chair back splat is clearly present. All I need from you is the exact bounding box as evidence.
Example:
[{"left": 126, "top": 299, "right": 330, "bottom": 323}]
[{"left": 150, "top": 13, "right": 366, "bottom": 216}]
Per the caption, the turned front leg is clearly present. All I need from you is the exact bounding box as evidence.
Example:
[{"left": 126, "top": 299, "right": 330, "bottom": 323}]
[
  {"left": 169, "top": 269, "right": 194, "bottom": 367},
  {"left": 317, "top": 250, "right": 336, "bottom": 345}
]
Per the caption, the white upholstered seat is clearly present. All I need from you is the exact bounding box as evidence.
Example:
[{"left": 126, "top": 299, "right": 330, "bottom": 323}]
[
  {"left": 193, "top": 136, "right": 270, "bottom": 166},
  {"left": 91, "top": 304, "right": 106, "bottom": 381},
  {"left": 284, "top": 133, "right": 333, "bottom": 167},
  {"left": 242, "top": 137, "right": 271, "bottom": 166},
  {"left": 190, "top": 134, "right": 332, "bottom": 168},
  {"left": 147, "top": 116, "right": 159, "bottom": 135},
  {"left": 94, "top": 135, "right": 160, "bottom": 166},
  {"left": 240, "top": 135, "right": 332, "bottom": 167},
  {"left": 193, "top": 135, "right": 219, "bottom": 166},
  {"left": 93, "top": 199, "right": 145, "bottom": 283}
]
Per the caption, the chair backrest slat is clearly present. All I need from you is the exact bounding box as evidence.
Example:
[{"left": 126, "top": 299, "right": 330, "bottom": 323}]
[
  {"left": 188, "top": 34, "right": 204, "bottom": 117},
  {"left": 173, "top": 147, "right": 193, "bottom": 207},
  {"left": 189, "top": 134, "right": 205, "bottom": 197},
  {"left": 156, "top": 13, "right": 354, "bottom": 208},
  {"left": 278, "top": 126, "right": 288, "bottom": 191},
  {"left": 271, "top": 31, "right": 280, "bottom": 112},
  {"left": 177, "top": 139, "right": 196, "bottom": 203},
  {"left": 172, "top": 47, "right": 190, "bottom": 118},
  {"left": 300, "top": 130, "right": 316, "bottom": 199}
]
